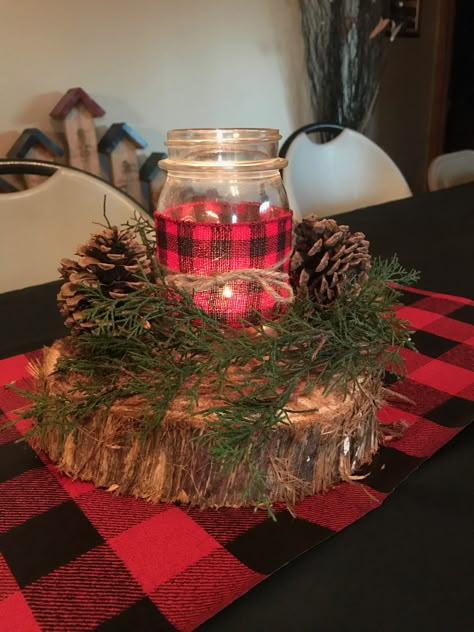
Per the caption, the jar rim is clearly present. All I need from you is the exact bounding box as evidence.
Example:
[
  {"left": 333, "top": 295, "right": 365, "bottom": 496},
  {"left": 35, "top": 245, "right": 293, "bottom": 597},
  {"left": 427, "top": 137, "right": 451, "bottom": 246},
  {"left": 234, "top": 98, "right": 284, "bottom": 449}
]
[
  {"left": 159, "top": 157, "right": 287, "bottom": 172},
  {"left": 161, "top": 128, "right": 287, "bottom": 171},
  {"left": 165, "top": 128, "right": 282, "bottom": 145}
]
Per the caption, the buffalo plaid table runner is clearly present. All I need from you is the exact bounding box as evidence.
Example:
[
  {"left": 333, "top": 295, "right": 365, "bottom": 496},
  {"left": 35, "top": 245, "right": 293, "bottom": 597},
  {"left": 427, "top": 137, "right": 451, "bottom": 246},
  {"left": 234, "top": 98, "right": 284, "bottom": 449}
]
[{"left": 0, "top": 286, "right": 473, "bottom": 632}]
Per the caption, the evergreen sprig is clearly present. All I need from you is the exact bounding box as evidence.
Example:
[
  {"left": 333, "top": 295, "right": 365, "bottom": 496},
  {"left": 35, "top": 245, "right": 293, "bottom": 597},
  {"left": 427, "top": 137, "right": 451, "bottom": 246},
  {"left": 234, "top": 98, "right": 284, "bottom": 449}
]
[{"left": 9, "top": 216, "right": 418, "bottom": 509}]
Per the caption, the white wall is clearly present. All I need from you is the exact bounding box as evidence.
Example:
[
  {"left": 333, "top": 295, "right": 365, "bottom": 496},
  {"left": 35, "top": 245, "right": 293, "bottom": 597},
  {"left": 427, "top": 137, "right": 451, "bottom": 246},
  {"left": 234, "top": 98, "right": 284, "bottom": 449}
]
[
  {"left": 0, "top": 0, "right": 311, "bottom": 157},
  {"left": 1, "top": 0, "right": 441, "bottom": 193}
]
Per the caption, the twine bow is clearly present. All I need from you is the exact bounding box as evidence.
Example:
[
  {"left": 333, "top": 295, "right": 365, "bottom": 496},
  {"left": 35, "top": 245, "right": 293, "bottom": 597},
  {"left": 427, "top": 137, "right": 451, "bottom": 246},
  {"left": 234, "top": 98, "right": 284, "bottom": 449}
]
[{"left": 166, "top": 255, "right": 294, "bottom": 304}]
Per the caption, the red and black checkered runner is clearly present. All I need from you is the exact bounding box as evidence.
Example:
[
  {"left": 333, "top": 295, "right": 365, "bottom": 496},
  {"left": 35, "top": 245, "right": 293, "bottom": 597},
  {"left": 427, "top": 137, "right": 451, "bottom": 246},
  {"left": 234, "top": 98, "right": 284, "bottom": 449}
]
[
  {"left": 0, "top": 287, "right": 473, "bottom": 631},
  {"left": 154, "top": 202, "right": 293, "bottom": 327}
]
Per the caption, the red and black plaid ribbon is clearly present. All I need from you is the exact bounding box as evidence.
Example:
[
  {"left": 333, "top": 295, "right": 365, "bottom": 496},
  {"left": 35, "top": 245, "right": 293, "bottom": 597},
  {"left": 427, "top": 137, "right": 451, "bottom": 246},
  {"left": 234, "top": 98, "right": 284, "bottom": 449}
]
[
  {"left": 154, "top": 202, "right": 293, "bottom": 327},
  {"left": 0, "top": 287, "right": 473, "bottom": 631}
]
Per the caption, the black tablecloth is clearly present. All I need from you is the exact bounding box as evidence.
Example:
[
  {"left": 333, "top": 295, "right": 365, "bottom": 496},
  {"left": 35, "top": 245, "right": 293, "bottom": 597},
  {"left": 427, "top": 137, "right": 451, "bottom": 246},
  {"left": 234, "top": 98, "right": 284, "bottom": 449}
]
[{"left": 1, "top": 184, "right": 473, "bottom": 631}]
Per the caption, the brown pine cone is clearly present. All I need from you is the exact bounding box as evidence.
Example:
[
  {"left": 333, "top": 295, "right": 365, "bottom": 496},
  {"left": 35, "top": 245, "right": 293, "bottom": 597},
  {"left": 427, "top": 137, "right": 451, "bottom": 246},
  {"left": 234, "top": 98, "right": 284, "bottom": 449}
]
[
  {"left": 290, "top": 214, "right": 371, "bottom": 305},
  {"left": 57, "top": 226, "right": 151, "bottom": 335}
]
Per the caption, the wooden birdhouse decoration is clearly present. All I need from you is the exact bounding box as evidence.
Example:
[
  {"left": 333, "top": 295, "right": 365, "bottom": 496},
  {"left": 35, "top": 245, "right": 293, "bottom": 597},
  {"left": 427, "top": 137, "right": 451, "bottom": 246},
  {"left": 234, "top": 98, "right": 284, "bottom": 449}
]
[
  {"left": 139, "top": 151, "right": 167, "bottom": 211},
  {"left": 98, "top": 123, "right": 147, "bottom": 206},
  {"left": 50, "top": 87, "right": 105, "bottom": 176},
  {"left": 7, "top": 129, "right": 64, "bottom": 188}
]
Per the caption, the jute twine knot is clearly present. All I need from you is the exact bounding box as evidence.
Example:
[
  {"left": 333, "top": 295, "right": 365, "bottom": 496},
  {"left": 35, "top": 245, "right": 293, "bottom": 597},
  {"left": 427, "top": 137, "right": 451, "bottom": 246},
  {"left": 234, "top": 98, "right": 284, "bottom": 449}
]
[{"left": 166, "top": 255, "right": 294, "bottom": 304}]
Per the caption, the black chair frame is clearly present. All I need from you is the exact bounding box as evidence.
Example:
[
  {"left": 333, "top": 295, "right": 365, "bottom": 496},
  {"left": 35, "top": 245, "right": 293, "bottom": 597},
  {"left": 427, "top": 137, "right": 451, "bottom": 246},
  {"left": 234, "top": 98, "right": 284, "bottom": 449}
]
[{"left": 279, "top": 123, "right": 345, "bottom": 159}]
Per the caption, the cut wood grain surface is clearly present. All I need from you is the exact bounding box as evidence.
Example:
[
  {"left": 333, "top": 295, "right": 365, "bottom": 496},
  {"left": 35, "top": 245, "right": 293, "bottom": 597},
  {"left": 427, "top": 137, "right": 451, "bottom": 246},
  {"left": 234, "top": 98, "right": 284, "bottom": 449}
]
[{"left": 35, "top": 340, "right": 382, "bottom": 509}]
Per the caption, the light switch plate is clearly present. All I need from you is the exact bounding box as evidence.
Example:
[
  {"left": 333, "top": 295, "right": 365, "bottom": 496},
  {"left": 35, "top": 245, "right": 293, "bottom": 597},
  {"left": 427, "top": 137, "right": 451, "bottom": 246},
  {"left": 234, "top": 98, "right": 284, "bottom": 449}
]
[{"left": 389, "top": 0, "right": 422, "bottom": 37}]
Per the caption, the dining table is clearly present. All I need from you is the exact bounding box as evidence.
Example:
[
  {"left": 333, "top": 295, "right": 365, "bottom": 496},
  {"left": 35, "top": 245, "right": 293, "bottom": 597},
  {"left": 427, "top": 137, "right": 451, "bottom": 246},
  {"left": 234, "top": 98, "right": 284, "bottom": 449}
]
[{"left": 0, "top": 182, "right": 473, "bottom": 632}]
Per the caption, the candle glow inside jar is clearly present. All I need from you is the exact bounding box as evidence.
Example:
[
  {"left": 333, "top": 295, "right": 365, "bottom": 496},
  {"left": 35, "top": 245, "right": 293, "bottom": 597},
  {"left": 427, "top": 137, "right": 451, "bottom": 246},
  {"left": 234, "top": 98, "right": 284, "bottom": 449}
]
[{"left": 155, "top": 129, "right": 293, "bottom": 327}]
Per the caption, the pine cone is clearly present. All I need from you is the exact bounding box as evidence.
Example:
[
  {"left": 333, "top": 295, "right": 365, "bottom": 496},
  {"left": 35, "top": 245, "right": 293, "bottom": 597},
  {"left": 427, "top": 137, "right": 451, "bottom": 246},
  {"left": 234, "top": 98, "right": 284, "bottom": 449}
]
[
  {"left": 291, "top": 215, "right": 371, "bottom": 305},
  {"left": 58, "top": 226, "right": 151, "bottom": 334}
]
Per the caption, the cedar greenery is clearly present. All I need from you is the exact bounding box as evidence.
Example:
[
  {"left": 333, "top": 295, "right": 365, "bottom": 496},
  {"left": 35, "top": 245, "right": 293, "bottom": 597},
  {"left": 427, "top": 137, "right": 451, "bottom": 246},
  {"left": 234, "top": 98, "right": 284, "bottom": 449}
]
[{"left": 10, "top": 216, "right": 418, "bottom": 511}]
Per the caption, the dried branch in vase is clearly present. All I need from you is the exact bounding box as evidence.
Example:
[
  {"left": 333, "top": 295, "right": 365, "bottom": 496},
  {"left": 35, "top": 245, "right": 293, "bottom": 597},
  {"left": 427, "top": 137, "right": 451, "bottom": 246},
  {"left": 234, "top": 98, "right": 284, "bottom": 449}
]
[{"left": 299, "top": 0, "right": 396, "bottom": 130}]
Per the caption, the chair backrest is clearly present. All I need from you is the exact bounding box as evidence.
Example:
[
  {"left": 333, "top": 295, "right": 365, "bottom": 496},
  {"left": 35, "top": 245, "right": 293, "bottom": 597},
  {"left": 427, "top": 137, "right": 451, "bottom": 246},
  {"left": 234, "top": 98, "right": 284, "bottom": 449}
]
[
  {"left": 428, "top": 150, "right": 474, "bottom": 191},
  {"left": 0, "top": 160, "right": 152, "bottom": 293},
  {"left": 280, "top": 124, "right": 411, "bottom": 220}
]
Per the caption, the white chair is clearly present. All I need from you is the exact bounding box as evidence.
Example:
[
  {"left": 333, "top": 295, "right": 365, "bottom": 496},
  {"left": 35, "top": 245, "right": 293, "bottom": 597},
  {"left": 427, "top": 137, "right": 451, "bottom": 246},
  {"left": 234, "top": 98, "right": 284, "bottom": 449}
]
[
  {"left": 0, "top": 160, "right": 152, "bottom": 293},
  {"left": 428, "top": 150, "right": 474, "bottom": 191},
  {"left": 280, "top": 124, "right": 411, "bottom": 220}
]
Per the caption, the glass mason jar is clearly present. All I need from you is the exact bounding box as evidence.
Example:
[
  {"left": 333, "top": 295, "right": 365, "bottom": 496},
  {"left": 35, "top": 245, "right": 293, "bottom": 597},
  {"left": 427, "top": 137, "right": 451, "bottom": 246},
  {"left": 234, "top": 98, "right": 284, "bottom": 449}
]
[
  {"left": 155, "top": 128, "right": 293, "bottom": 326},
  {"left": 156, "top": 128, "right": 288, "bottom": 218}
]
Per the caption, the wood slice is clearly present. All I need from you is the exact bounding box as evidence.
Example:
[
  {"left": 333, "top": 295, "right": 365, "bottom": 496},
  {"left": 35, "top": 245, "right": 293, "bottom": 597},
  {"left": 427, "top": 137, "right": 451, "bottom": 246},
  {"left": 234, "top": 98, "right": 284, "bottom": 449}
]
[{"left": 33, "top": 340, "right": 382, "bottom": 508}]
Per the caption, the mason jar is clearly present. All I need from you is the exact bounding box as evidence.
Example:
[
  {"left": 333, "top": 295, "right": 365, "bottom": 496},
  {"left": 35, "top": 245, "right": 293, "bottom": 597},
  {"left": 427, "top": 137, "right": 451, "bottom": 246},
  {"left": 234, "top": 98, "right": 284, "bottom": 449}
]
[{"left": 155, "top": 128, "right": 293, "bottom": 326}]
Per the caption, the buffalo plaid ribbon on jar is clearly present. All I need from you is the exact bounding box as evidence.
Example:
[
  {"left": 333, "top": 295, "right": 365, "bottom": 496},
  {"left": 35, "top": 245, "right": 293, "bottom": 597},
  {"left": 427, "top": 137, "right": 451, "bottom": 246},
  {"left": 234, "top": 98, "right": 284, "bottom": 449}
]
[{"left": 155, "top": 202, "right": 293, "bottom": 327}]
